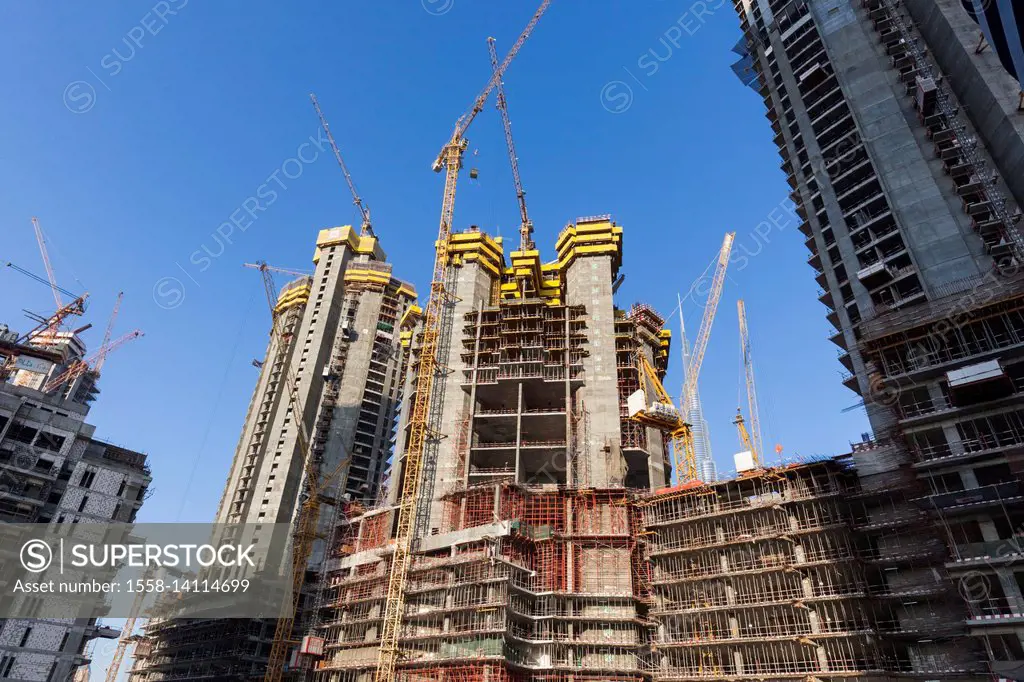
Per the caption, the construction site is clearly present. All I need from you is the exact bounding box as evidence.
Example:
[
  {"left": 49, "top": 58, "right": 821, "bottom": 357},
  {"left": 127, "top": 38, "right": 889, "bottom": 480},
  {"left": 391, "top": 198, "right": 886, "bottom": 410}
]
[
  {"left": 0, "top": 0, "right": 1010, "bottom": 679},
  {"left": 126, "top": 0, "right": 1024, "bottom": 678}
]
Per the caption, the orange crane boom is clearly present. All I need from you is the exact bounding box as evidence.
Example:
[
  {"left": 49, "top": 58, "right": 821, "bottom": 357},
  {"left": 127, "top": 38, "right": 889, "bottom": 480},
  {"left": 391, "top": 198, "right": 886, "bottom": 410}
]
[
  {"left": 43, "top": 329, "right": 143, "bottom": 394},
  {"left": 375, "top": 5, "right": 551, "bottom": 682},
  {"left": 94, "top": 291, "right": 123, "bottom": 374}
]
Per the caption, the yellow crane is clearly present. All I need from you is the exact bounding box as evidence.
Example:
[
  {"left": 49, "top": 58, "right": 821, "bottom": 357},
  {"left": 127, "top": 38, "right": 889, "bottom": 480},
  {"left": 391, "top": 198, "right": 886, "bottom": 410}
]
[
  {"left": 734, "top": 299, "right": 763, "bottom": 467},
  {"left": 629, "top": 233, "right": 734, "bottom": 482},
  {"left": 309, "top": 93, "right": 373, "bottom": 237},
  {"left": 487, "top": 36, "right": 533, "bottom": 251},
  {"left": 375, "top": 5, "right": 551, "bottom": 681},
  {"left": 245, "top": 261, "right": 347, "bottom": 682}
]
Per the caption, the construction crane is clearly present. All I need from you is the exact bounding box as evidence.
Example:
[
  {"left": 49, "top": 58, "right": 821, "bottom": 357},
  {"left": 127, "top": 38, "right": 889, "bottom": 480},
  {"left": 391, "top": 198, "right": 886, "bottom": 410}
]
[
  {"left": 310, "top": 93, "right": 373, "bottom": 236},
  {"left": 103, "top": 568, "right": 153, "bottom": 682},
  {"left": 487, "top": 36, "right": 533, "bottom": 251},
  {"left": 375, "top": 4, "right": 551, "bottom": 682},
  {"left": 671, "top": 232, "right": 735, "bottom": 482},
  {"left": 626, "top": 234, "right": 734, "bottom": 482},
  {"left": 250, "top": 261, "right": 347, "bottom": 682},
  {"left": 42, "top": 329, "right": 143, "bottom": 394},
  {"left": 31, "top": 217, "right": 62, "bottom": 312},
  {"left": 94, "top": 292, "right": 123, "bottom": 374},
  {"left": 736, "top": 299, "right": 763, "bottom": 466}
]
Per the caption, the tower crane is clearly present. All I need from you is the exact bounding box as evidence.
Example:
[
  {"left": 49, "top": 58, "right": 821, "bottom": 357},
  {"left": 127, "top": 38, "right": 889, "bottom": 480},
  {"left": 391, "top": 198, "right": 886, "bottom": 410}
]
[
  {"left": 94, "top": 291, "right": 123, "bottom": 374},
  {"left": 735, "top": 299, "right": 763, "bottom": 467},
  {"left": 671, "top": 232, "right": 735, "bottom": 482},
  {"left": 310, "top": 94, "right": 373, "bottom": 236},
  {"left": 250, "top": 261, "right": 349, "bottom": 682},
  {"left": 375, "top": 4, "right": 551, "bottom": 682},
  {"left": 629, "top": 234, "right": 734, "bottom": 483},
  {"left": 103, "top": 568, "right": 153, "bottom": 682},
  {"left": 487, "top": 36, "right": 533, "bottom": 251},
  {"left": 42, "top": 329, "right": 143, "bottom": 394}
]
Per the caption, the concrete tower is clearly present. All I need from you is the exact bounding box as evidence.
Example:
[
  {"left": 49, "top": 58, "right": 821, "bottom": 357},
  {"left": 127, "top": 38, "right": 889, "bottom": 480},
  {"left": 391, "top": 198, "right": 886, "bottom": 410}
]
[
  {"left": 130, "top": 226, "right": 417, "bottom": 682},
  {"left": 313, "top": 216, "right": 676, "bottom": 679},
  {"left": 733, "top": 0, "right": 1024, "bottom": 675}
]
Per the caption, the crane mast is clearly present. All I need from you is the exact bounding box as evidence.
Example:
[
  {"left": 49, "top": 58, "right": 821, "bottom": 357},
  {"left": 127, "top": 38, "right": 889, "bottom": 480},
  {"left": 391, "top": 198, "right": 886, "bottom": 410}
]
[
  {"left": 487, "top": 36, "right": 533, "bottom": 250},
  {"left": 375, "top": 4, "right": 551, "bottom": 681},
  {"left": 671, "top": 232, "right": 735, "bottom": 482},
  {"left": 310, "top": 93, "right": 373, "bottom": 236},
  {"left": 737, "top": 299, "right": 763, "bottom": 465}
]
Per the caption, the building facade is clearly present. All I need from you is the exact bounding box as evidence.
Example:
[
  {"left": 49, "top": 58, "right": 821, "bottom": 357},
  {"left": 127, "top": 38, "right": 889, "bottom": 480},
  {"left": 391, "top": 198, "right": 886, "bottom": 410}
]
[
  {"left": 0, "top": 335, "right": 151, "bottom": 682},
  {"left": 129, "top": 226, "right": 418, "bottom": 681},
  {"left": 732, "top": 0, "right": 1024, "bottom": 675}
]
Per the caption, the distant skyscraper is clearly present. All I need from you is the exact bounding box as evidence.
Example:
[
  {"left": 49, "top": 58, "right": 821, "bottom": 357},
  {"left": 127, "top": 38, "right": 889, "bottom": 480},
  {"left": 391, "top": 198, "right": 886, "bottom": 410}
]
[{"left": 130, "top": 226, "right": 417, "bottom": 682}]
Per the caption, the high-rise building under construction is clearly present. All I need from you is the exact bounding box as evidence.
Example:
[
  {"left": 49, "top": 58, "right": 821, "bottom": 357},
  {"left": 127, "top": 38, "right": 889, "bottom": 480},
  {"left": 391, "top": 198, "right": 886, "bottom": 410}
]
[
  {"left": 313, "top": 216, "right": 678, "bottom": 679},
  {"left": 731, "top": 0, "right": 1024, "bottom": 675},
  {"left": 129, "top": 226, "right": 418, "bottom": 681}
]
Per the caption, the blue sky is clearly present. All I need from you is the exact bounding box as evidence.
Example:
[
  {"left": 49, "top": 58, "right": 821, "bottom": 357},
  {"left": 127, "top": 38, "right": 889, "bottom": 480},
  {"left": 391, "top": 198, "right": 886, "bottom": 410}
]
[{"left": 2, "top": 1, "right": 868, "bottom": 676}]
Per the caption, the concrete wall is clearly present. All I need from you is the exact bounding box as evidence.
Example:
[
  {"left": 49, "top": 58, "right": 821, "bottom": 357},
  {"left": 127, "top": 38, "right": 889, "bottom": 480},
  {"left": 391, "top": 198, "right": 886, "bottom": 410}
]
[{"left": 565, "top": 255, "right": 622, "bottom": 488}]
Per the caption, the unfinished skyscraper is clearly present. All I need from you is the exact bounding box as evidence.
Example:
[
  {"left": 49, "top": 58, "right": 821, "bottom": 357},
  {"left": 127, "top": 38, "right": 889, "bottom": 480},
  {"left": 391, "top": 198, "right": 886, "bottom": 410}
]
[
  {"left": 732, "top": 0, "right": 1024, "bottom": 675},
  {"left": 312, "top": 217, "right": 676, "bottom": 680},
  {"left": 129, "top": 226, "right": 418, "bottom": 681},
  {"left": 0, "top": 325, "right": 151, "bottom": 681}
]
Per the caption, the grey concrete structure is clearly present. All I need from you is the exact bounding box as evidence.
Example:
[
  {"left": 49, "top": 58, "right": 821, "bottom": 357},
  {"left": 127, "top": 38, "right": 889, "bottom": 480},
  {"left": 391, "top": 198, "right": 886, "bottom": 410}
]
[
  {"left": 130, "top": 226, "right": 417, "bottom": 682},
  {"left": 0, "top": 339, "right": 151, "bottom": 682},
  {"left": 733, "top": 0, "right": 1024, "bottom": 676},
  {"left": 312, "top": 217, "right": 676, "bottom": 680}
]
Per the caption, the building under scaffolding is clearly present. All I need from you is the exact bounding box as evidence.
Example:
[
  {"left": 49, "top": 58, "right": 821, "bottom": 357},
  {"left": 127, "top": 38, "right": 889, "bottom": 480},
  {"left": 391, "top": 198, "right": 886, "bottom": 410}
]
[{"left": 302, "top": 217, "right": 988, "bottom": 682}]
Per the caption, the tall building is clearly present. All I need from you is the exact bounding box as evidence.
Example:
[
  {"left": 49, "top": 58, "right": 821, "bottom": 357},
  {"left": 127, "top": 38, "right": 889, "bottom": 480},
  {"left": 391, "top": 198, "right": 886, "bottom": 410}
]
[
  {"left": 129, "top": 226, "right": 418, "bottom": 681},
  {"left": 731, "top": 0, "right": 1024, "bottom": 675},
  {"left": 312, "top": 217, "right": 677, "bottom": 679},
  {"left": 0, "top": 330, "right": 151, "bottom": 681}
]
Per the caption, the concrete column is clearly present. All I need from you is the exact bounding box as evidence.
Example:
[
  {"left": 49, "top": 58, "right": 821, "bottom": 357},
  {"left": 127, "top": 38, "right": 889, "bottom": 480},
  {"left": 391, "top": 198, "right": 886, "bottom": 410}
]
[
  {"left": 802, "top": 576, "right": 814, "bottom": 598},
  {"left": 720, "top": 551, "right": 730, "bottom": 573},
  {"left": 943, "top": 424, "right": 966, "bottom": 456},
  {"left": 960, "top": 467, "right": 980, "bottom": 490},
  {"left": 733, "top": 650, "right": 744, "bottom": 675},
  {"left": 979, "top": 518, "right": 1001, "bottom": 542},
  {"left": 728, "top": 615, "right": 740, "bottom": 638},
  {"left": 725, "top": 582, "right": 737, "bottom": 606},
  {"left": 808, "top": 610, "right": 822, "bottom": 634},
  {"left": 789, "top": 512, "right": 800, "bottom": 532},
  {"left": 997, "top": 569, "right": 1024, "bottom": 614},
  {"left": 926, "top": 381, "right": 947, "bottom": 409},
  {"left": 816, "top": 645, "right": 830, "bottom": 671},
  {"left": 514, "top": 382, "right": 523, "bottom": 481},
  {"left": 716, "top": 523, "right": 725, "bottom": 543},
  {"left": 794, "top": 543, "right": 806, "bottom": 563}
]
